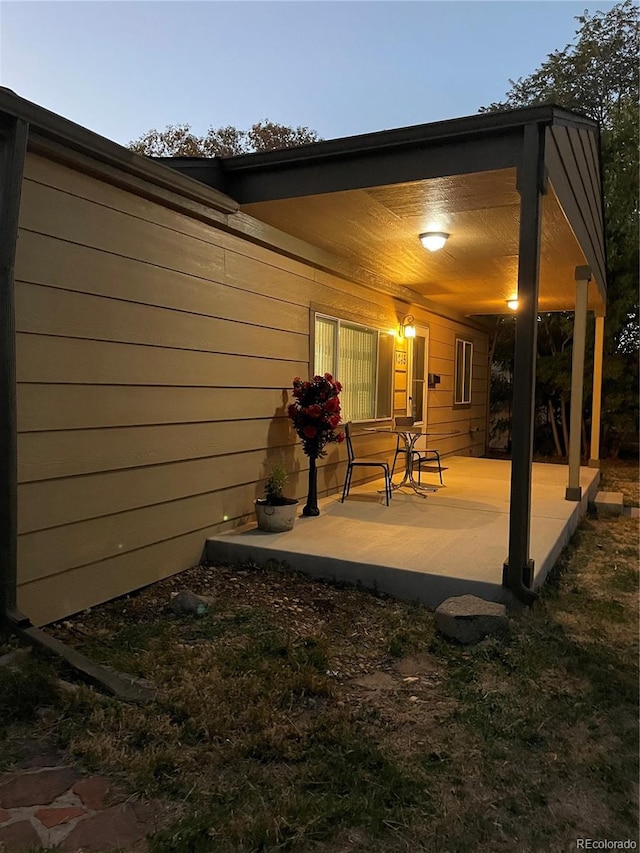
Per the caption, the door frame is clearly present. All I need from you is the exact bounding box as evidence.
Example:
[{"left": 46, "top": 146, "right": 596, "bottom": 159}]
[{"left": 406, "top": 325, "right": 430, "bottom": 427}]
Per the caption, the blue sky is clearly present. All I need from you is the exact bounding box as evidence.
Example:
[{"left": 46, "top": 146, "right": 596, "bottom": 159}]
[{"left": 0, "top": 1, "right": 616, "bottom": 147}]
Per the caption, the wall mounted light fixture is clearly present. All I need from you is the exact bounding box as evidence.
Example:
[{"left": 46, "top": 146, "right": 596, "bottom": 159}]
[
  {"left": 419, "top": 231, "right": 449, "bottom": 252},
  {"left": 506, "top": 298, "right": 519, "bottom": 311},
  {"left": 400, "top": 314, "right": 416, "bottom": 338}
]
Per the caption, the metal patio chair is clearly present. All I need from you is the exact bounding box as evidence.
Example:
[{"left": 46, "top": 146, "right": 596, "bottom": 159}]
[
  {"left": 341, "top": 423, "right": 392, "bottom": 505},
  {"left": 411, "top": 440, "right": 444, "bottom": 486},
  {"left": 390, "top": 415, "right": 415, "bottom": 478}
]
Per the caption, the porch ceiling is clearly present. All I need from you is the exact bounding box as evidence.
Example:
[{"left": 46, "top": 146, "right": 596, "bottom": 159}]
[{"left": 242, "top": 168, "right": 600, "bottom": 317}]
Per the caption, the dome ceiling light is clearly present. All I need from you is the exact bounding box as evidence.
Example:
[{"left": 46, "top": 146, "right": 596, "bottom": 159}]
[{"left": 419, "top": 231, "right": 449, "bottom": 252}]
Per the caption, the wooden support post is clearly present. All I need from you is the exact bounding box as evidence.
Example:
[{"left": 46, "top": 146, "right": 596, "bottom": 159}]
[
  {"left": 566, "top": 268, "right": 591, "bottom": 501},
  {"left": 589, "top": 314, "right": 605, "bottom": 467},
  {"left": 503, "top": 123, "right": 546, "bottom": 604}
]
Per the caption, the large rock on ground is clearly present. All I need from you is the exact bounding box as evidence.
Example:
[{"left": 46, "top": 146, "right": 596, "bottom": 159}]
[
  {"left": 169, "top": 590, "right": 209, "bottom": 616},
  {"left": 435, "top": 595, "right": 508, "bottom": 644}
]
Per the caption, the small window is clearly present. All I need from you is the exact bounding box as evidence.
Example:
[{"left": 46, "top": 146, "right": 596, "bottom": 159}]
[
  {"left": 454, "top": 339, "right": 473, "bottom": 405},
  {"left": 314, "top": 314, "right": 393, "bottom": 422}
]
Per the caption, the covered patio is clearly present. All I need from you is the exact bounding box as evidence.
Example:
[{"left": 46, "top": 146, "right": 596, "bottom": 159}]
[
  {"left": 190, "top": 104, "right": 607, "bottom": 606},
  {"left": 206, "top": 456, "right": 600, "bottom": 609}
]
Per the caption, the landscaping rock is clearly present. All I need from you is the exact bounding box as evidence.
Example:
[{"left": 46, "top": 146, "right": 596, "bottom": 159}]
[
  {"left": 0, "top": 767, "right": 80, "bottom": 808},
  {"left": 35, "top": 806, "right": 87, "bottom": 828},
  {"left": 435, "top": 595, "right": 508, "bottom": 644},
  {"left": 0, "top": 819, "right": 42, "bottom": 850},
  {"left": 60, "top": 801, "right": 159, "bottom": 852},
  {"left": 169, "top": 590, "right": 209, "bottom": 616},
  {"left": 73, "top": 777, "right": 112, "bottom": 811}
]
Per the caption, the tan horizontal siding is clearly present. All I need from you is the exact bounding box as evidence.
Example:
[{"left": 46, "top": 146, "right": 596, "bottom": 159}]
[
  {"left": 16, "top": 334, "right": 306, "bottom": 387},
  {"left": 17, "top": 450, "right": 291, "bottom": 533},
  {"left": 17, "top": 385, "right": 290, "bottom": 432},
  {"left": 18, "top": 419, "right": 295, "bottom": 483},
  {"left": 19, "top": 486, "right": 262, "bottom": 584},
  {"left": 23, "top": 152, "right": 315, "bottom": 280},
  {"left": 18, "top": 529, "right": 220, "bottom": 627},
  {"left": 16, "top": 282, "right": 308, "bottom": 361},
  {"left": 19, "top": 180, "right": 229, "bottom": 280},
  {"left": 16, "top": 230, "right": 309, "bottom": 333}
]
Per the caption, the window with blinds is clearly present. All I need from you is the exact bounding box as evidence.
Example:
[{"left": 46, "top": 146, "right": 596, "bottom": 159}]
[
  {"left": 454, "top": 338, "right": 473, "bottom": 405},
  {"left": 314, "top": 314, "right": 393, "bottom": 422}
]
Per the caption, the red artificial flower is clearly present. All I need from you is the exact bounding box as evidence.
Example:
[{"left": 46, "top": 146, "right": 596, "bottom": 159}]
[
  {"left": 308, "top": 404, "right": 323, "bottom": 418},
  {"left": 324, "top": 373, "right": 333, "bottom": 381},
  {"left": 325, "top": 396, "right": 339, "bottom": 413},
  {"left": 329, "top": 415, "right": 340, "bottom": 428},
  {"left": 303, "top": 425, "right": 317, "bottom": 438}
]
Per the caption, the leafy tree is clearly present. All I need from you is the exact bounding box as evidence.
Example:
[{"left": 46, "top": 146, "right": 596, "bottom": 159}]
[
  {"left": 130, "top": 120, "right": 321, "bottom": 157},
  {"left": 482, "top": 0, "right": 639, "bottom": 457}
]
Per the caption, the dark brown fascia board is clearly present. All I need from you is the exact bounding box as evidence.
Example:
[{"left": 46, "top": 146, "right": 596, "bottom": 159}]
[
  {"left": 188, "top": 106, "right": 599, "bottom": 204},
  {"left": 230, "top": 133, "right": 519, "bottom": 203},
  {"left": 156, "top": 105, "right": 599, "bottom": 203},
  {"left": 220, "top": 104, "right": 597, "bottom": 172},
  {"left": 0, "top": 87, "right": 238, "bottom": 215}
]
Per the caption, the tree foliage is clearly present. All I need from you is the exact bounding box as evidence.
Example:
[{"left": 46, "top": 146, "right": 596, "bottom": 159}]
[
  {"left": 483, "top": 0, "right": 639, "bottom": 457},
  {"left": 129, "top": 120, "right": 321, "bottom": 158}
]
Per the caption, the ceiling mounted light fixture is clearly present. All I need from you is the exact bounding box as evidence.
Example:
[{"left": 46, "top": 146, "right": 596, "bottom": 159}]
[
  {"left": 506, "top": 298, "right": 519, "bottom": 311},
  {"left": 400, "top": 314, "right": 416, "bottom": 338},
  {"left": 419, "top": 231, "right": 449, "bottom": 252}
]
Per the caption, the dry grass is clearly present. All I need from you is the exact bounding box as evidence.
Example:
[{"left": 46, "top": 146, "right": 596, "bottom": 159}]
[
  {"left": 600, "top": 457, "right": 640, "bottom": 506},
  {"left": 0, "top": 462, "right": 637, "bottom": 852}
]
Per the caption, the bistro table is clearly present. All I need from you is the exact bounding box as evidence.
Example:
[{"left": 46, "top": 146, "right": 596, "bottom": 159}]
[{"left": 365, "top": 427, "right": 460, "bottom": 497}]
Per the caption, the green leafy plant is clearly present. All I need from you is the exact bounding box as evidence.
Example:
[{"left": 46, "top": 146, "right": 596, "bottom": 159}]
[{"left": 262, "top": 461, "right": 290, "bottom": 506}]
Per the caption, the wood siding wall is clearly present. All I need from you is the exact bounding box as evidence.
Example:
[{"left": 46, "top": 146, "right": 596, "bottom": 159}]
[{"left": 15, "top": 152, "right": 488, "bottom": 625}]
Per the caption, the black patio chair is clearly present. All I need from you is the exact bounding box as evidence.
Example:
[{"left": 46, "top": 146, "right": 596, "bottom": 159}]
[
  {"left": 411, "top": 443, "right": 444, "bottom": 486},
  {"left": 341, "top": 423, "right": 392, "bottom": 505},
  {"left": 391, "top": 416, "right": 415, "bottom": 477}
]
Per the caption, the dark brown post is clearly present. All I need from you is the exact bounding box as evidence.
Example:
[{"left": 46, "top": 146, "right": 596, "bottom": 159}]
[
  {"left": 0, "top": 116, "right": 28, "bottom": 634},
  {"left": 503, "top": 122, "right": 546, "bottom": 604}
]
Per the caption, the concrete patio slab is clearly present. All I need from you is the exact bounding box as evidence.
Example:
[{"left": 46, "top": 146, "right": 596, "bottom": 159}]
[{"left": 206, "top": 457, "right": 600, "bottom": 610}]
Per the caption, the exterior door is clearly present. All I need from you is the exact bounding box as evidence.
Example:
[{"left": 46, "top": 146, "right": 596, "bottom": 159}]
[{"left": 407, "top": 326, "right": 429, "bottom": 426}]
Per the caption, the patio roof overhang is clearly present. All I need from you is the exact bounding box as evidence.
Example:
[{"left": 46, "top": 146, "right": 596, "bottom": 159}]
[{"left": 163, "top": 105, "right": 607, "bottom": 319}]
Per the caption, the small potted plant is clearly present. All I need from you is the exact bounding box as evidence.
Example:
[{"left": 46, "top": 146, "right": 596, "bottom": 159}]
[{"left": 254, "top": 460, "right": 299, "bottom": 533}]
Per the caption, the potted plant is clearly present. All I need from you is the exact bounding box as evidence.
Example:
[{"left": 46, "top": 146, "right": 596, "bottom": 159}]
[
  {"left": 254, "top": 460, "right": 299, "bottom": 532},
  {"left": 287, "top": 374, "right": 345, "bottom": 517}
]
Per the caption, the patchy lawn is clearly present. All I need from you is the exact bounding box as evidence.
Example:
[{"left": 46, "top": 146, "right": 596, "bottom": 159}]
[
  {"left": 600, "top": 457, "right": 640, "bottom": 506},
  {"left": 1, "top": 463, "right": 638, "bottom": 852}
]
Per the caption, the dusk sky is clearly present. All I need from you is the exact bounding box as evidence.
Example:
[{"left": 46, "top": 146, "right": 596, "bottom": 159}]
[{"left": 1, "top": 1, "right": 616, "bottom": 148}]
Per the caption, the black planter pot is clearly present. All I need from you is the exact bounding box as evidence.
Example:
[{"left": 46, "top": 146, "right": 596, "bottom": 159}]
[{"left": 302, "top": 456, "right": 320, "bottom": 516}]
